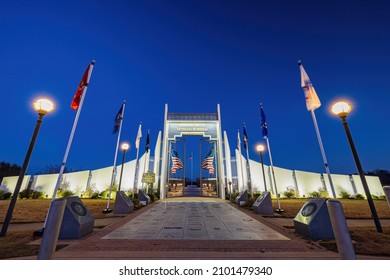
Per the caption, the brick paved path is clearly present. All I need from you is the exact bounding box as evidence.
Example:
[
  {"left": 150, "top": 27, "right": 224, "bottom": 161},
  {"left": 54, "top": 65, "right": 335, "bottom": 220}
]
[{"left": 52, "top": 197, "right": 339, "bottom": 259}]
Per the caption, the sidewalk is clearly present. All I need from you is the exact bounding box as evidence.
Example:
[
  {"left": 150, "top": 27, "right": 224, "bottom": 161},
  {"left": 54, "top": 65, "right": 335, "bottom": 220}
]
[{"left": 4, "top": 197, "right": 389, "bottom": 260}]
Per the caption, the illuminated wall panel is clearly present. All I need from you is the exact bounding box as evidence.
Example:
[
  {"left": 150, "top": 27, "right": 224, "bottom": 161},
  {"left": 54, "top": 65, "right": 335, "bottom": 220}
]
[
  {"left": 294, "top": 170, "right": 323, "bottom": 197},
  {"left": 0, "top": 175, "right": 31, "bottom": 193}
]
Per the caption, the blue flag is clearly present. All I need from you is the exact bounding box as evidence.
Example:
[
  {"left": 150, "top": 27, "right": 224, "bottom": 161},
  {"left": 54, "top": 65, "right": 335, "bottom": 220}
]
[
  {"left": 260, "top": 104, "right": 268, "bottom": 139},
  {"left": 145, "top": 130, "right": 150, "bottom": 153},
  {"left": 113, "top": 104, "right": 124, "bottom": 133},
  {"left": 243, "top": 123, "right": 248, "bottom": 150}
]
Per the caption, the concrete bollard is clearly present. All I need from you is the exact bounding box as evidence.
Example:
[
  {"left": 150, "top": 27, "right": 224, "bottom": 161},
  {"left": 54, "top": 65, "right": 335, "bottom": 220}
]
[
  {"left": 37, "top": 198, "right": 66, "bottom": 260},
  {"left": 383, "top": 186, "right": 390, "bottom": 207},
  {"left": 326, "top": 199, "right": 356, "bottom": 260}
]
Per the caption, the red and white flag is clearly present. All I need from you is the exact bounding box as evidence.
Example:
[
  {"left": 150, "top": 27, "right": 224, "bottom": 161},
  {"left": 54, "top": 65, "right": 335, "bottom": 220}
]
[{"left": 71, "top": 61, "right": 95, "bottom": 110}]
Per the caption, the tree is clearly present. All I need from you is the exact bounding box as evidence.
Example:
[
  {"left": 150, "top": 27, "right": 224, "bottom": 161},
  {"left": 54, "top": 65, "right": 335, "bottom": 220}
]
[
  {"left": 34, "top": 164, "right": 78, "bottom": 175},
  {"left": 0, "top": 161, "right": 21, "bottom": 182}
]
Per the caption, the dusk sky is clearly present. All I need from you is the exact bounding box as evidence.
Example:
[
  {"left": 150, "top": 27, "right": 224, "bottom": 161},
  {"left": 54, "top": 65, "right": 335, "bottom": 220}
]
[{"left": 1, "top": 0, "right": 389, "bottom": 178}]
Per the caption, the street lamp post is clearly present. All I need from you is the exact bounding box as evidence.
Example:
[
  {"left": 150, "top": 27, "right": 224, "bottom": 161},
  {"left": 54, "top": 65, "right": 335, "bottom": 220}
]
[
  {"left": 256, "top": 144, "right": 268, "bottom": 192},
  {"left": 331, "top": 101, "right": 383, "bottom": 233},
  {"left": 0, "top": 98, "right": 54, "bottom": 237},
  {"left": 118, "top": 142, "right": 130, "bottom": 192}
]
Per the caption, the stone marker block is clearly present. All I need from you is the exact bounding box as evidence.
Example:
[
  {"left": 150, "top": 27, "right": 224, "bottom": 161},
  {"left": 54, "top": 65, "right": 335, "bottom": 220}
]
[
  {"left": 293, "top": 198, "right": 334, "bottom": 240},
  {"left": 114, "top": 191, "right": 134, "bottom": 214},
  {"left": 235, "top": 189, "right": 248, "bottom": 206},
  {"left": 138, "top": 189, "right": 151, "bottom": 206},
  {"left": 59, "top": 196, "right": 94, "bottom": 239},
  {"left": 253, "top": 191, "right": 273, "bottom": 216}
]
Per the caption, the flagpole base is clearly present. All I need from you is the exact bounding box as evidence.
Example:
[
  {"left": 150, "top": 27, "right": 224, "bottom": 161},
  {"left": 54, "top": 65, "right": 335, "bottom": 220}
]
[
  {"left": 275, "top": 208, "right": 285, "bottom": 213},
  {"left": 102, "top": 208, "right": 112, "bottom": 213},
  {"left": 33, "top": 228, "right": 44, "bottom": 237}
]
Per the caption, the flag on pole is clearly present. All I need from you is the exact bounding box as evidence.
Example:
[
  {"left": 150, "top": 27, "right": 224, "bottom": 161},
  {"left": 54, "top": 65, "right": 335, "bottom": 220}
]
[
  {"left": 71, "top": 61, "right": 95, "bottom": 110},
  {"left": 145, "top": 129, "right": 150, "bottom": 153},
  {"left": 202, "top": 147, "right": 215, "bottom": 174},
  {"left": 113, "top": 104, "right": 124, "bottom": 133},
  {"left": 135, "top": 122, "right": 142, "bottom": 149},
  {"left": 243, "top": 123, "right": 248, "bottom": 150},
  {"left": 298, "top": 61, "right": 321, "bottom": 111},
  {"left": 237, "top": 130, "right": 241, "bottom": 152},
  {"left": 171, "top": 147, "right": 183, "bottom": 174},
  {"left": 260, "top": 103, "right": 268, "bottom": 139}
]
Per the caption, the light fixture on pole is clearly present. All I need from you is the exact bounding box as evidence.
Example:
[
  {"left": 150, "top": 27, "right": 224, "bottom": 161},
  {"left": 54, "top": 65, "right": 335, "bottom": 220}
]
[
  {"left": 0, "top": 98, "right": 54, "bottom": 237},
  {"left": 256, "top": 144, "right": 267, "bottom": 192},
  {"left": 118, "top": 142, "right": 130, "bottom": 192},
  {"left": 331, "top": 100, "right": 382, "bottom": 233}
]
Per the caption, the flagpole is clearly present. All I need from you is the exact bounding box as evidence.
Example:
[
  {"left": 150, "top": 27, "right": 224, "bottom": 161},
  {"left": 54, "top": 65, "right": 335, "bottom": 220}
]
[
  {"left": 299, "top": 61, "right": 337, "bottom": 199},
  {"left": 167, "top": 141, "right": 172, "bottom": 195},
  {"left": 105, "top": 101, "right": 126, "bottom": 212},
  {"left": 132, "top": 122, "right": 142, "bottom": 200},
  {"left": 142, "top": 129, "right": 150, "bottom": 192},
  {"left": 311, "top": 109, "right": 337, "bottom": 198},
  {"left": 183, "top": 138, "right": 186, "bottom": 192},
  {"left": 265, "top": 137, "right": 283, "bottom": 212},
  {"left": 191, "top": 152, "right": 193, "bottom": 186},
  {"left": 243, "top": 123, "right": 252, "bottom": 197},
  {"left": 237, "top": 130, "right": 245, "bottom": 192},
  {"left": 132, "top": 145, "right": 140, "bottom": 200},
  {"left": 41, "top": 61, "right": 95, "bottom": 231}
]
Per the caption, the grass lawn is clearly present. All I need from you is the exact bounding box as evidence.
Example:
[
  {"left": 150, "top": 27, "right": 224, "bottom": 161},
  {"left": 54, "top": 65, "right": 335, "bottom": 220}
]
[{"left": 0, "top": 198, "right": 389, "bottom": 259}]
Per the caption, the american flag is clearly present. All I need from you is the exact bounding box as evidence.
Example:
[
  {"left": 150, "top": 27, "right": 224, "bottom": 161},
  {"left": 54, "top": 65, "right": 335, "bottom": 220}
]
[
  {"left": 171, "top": 147, "right": 183, "bottom": 174},
  {"left": 202, "top": 146, "right": 214, "bottom": 174}
]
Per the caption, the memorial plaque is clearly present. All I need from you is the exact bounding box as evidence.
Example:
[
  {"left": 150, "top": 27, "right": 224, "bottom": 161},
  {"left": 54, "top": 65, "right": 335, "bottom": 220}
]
[
  {"left": 138, "top": 189, "right": 151, "bottom": 205},
  {"left": 142, "top": 171, "right": 155, "bottom": 184},
  {"left": 59, "top": 196, "right": 94, "bottom": 239},
  {"left": 235, "top": 189, "right": 248, "bottom": 206},
  {"left": 253, "top": 191, "right": 273, "bottom": 216},
  {"left": 293, "top": 198, "right": 334, "bottom": 240},
  {"left": 114, "top": 191, "right": 134, "bottom": 214}
]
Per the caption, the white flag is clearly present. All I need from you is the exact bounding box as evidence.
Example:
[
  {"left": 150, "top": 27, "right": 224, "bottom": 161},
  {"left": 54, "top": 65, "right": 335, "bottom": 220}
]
[
  {"left": 299, "top": 61, "right": 321, "bottom": 111},
  {"left": 237, "top": 130, "right": 241, "bottom": 153},
  {"left": 135, "top": 122, "right": 142, "bottom": 149}
]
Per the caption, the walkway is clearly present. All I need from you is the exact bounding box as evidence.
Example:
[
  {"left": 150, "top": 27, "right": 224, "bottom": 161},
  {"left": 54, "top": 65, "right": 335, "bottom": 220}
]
[{"left": 49, "top": 197, "right": 340, "bottom": 260}]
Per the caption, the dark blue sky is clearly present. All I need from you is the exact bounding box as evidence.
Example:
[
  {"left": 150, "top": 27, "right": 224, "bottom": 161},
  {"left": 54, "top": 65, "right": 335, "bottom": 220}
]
[{"left": 1, "top": 0, "right": 389, "bottom": 176}]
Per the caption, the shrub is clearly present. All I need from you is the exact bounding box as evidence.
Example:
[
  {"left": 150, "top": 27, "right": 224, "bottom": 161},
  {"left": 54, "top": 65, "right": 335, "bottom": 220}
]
[
  {"left": 18, "top": 189, "right": 32, "bottom": 199},
  {"left": 339, "top": 190, "right": 352, "bottom": 199},
  {"left": 354, "top": 194, "right": 365, "bottom": 200},
  {"left": 252, "top": 192, "right": 261, "bottom": 199},
  {"left": 230, "top": 192, "right": 239, "bottom": 202},
  {"left": 0, "top": 190, "right": 12, "bottom": 200},
  {"left": 148, "top": 192, "right": 156, "bottom": 202},
  {"left": 132, "top": 198, "right": 142, "bottom": 210},
  {"left": 308, "top": 191, "right": 321, "bottom": 198},
  {"left": 58, "top": 189, "right": 75, "bottom": 197},
  {"left": 81, "top": 184, "right": 99, "bottom": 198},
  {"left": 371, "top": 194, "right": 379, "bottom": 200},
  {"left": 247, "top": 196, "right": 257, "bottom": 210},
  {"left": 100, "top": 185, "right": 118, "bottom": 199},
  {"left": 307, "top": 187, "right": 328, "bottom": 198},
  {"left": 90, "top": 192, "right": 100, "bottom": 199},
  {"left": 283, "top": 187, "right": 298, "bottom": 199},
  {"left": 31, "top": 191, "right": 43, "bottom": 199}
]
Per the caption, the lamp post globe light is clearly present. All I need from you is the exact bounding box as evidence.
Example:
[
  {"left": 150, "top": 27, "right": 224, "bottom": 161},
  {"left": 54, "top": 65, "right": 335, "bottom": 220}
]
[
  {"left": 256, "top": 144, "right": 267, "bottom": 192},
  {"left": 118, "top": 142, "right": 130, "bottom": 192},
  {"left": 0, "top": 98, "right": 54, "bottom": 237},
  {"left": 331, "top": 100, "right": 383, "bottom": 233}
]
